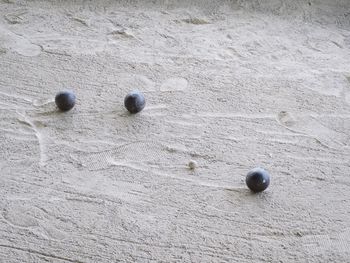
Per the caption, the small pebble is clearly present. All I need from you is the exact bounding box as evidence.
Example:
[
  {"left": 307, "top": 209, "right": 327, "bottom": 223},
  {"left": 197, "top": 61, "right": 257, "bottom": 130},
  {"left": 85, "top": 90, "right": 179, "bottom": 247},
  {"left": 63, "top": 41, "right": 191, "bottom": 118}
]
[
  {"left": 55, "top": 90, "right": 76, "bottom": 111},
  {"left": 245, "top": 167, "right": 270, "bottom": 192},
  {"left": 188, "top": 160, "right": 198, "bottom": 170},
  {"left": 124, "top": 90, "right": 146, "bottom": 114}
]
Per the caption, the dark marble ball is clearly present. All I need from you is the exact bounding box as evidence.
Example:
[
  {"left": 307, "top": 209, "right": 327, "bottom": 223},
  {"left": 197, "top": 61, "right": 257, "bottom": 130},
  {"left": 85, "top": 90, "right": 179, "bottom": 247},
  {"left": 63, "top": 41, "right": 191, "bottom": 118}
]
[
  {"left": 124, "top": 91, "right": 146, "bottom": 114},
  {"left": 55, "top": 90, "right": 76, "bottom": 111},
  {"left": 246, "top": 167, "right": 270, "bottom": 193}
]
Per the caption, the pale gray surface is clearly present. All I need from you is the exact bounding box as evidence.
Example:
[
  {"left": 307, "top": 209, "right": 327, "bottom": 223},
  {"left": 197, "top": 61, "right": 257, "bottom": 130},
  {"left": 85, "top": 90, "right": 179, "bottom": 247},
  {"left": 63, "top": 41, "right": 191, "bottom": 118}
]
[{"left": 0, "top": 0, "right": 350, "bottom": 262}]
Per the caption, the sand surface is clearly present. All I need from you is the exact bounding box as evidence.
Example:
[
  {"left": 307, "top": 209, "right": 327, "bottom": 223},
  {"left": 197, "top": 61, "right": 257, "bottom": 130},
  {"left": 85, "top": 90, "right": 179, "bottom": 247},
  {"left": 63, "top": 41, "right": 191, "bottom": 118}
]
[{"left": 1, "top": 0, "right": 350, "bottom": 262}]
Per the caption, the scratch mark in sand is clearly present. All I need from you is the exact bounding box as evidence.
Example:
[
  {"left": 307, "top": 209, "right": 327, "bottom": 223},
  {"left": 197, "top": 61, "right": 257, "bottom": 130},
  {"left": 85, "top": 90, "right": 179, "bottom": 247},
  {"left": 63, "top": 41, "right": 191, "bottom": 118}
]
[
  {"left": 16, "top": 111, "right": 48, "bottom": 166},
  {"left": 0, "top": 244, "right": 85, "bottom": 263},
  {"left": 0, "top": 26, "right": 41, "bottom": 57}
]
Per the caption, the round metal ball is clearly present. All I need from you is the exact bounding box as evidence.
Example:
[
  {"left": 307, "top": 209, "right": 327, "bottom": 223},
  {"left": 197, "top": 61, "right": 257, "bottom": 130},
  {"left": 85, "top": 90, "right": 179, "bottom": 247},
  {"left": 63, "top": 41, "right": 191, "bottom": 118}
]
[
  {"left": 55, "top": 90, "right": 76, "bottom": 111},
  {"left": 246, "top": 167, "right": 270, "bottom": 193},
  {"left": 124, "top": 91, "right": 146, "bottom": 114}
]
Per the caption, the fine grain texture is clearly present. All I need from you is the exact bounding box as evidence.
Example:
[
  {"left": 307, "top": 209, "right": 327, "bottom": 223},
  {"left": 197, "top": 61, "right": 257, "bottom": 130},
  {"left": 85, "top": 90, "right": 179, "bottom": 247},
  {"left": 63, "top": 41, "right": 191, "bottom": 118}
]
[{"left": 0, "top": 0, "right": 350, "bottom": 262}]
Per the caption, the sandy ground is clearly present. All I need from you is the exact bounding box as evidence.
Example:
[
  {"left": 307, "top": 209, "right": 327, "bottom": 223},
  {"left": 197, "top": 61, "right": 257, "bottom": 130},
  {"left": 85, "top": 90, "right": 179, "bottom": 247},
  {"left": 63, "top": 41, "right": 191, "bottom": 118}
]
[{"left": 0, "top": 0, "right": 350, "bottom": 262}]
